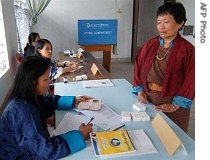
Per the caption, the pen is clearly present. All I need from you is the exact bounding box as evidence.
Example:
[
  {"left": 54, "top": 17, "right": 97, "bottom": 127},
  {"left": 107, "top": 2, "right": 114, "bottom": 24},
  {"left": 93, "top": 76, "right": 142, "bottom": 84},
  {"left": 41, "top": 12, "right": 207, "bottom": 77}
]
[
  {"left": 113, "top": 124, "right": 125, "bottom": 131},
  {"left": 86, "top": 117, "right": 94, "bottom": 125}
]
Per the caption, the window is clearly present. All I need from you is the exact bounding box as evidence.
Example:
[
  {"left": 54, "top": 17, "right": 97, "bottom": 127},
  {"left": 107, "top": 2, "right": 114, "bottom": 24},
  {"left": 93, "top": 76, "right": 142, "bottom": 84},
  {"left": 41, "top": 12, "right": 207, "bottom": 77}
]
[
  {"left": 0, "top": 1, "right": 10, "bottom": 78},
  {"left": 14, "top": 0, "right": 30, "bottom": 55}
]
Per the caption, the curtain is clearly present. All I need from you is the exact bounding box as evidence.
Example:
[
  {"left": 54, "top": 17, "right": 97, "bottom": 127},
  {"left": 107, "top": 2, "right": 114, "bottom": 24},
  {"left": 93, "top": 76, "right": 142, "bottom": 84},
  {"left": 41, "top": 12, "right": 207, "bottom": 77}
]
[
  {"left": 14, "top": 5, "right": 30, "bottom": 54},
  {"left": 26, "top": 0, "right": 51, "bottom": 26}
]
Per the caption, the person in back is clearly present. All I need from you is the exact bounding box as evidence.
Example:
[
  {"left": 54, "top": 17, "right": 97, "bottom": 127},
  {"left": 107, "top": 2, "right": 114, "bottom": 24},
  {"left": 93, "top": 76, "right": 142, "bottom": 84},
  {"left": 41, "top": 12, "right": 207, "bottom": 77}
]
[
  {"left": 34, "top": 38, "right": 79, "bottom": 84},
  {"left": 0, "top": 56, "right": 93, "bottom": 159},
  {"left": 24, "top": 32, "right": 40, "bottom": 57}
]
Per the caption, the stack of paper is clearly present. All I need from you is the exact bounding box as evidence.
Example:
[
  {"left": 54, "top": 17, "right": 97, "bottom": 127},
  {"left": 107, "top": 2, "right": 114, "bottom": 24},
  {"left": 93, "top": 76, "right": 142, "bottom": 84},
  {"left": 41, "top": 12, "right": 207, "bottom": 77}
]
[
  {"left": 132, "top": 102, "right": 146, "bottom": 111},
  {"left": 77, "top": 99, "right": 102, "bottom": 111},
  {"left": 121, "top": 111, "right": 150, "bottom": 122},
  {"left": 91, "top": 130, "right": 135, "bottom": 158},
  {"left": 90, "top": 129, "right": 157, "bottom": 159},
  {"left": 121, "top": 111, "right": 132, "bottom": 121},
  {"left": 131, "top": 112, "right": 150, "bottom": 121}
]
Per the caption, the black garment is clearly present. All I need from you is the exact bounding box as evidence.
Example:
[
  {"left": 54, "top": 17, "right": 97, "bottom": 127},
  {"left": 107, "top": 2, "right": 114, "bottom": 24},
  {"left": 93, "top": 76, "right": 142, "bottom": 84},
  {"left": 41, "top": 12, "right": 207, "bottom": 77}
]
[{"left": 24, "top": 45, "right": 35, "bottom": 57}]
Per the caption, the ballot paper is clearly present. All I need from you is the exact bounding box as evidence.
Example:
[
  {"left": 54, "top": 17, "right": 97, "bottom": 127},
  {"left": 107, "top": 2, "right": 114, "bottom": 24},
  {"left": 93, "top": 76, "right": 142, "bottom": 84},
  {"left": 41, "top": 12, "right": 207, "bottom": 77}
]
[
  {"left": 74, "top": 103, "right": 123, "bottom": 130},
  {"left": 53, "top": 112, "right": 89, "bottom": 135},
  {"left": 82, "top": 79, "right": 114, "bottom": 88}
]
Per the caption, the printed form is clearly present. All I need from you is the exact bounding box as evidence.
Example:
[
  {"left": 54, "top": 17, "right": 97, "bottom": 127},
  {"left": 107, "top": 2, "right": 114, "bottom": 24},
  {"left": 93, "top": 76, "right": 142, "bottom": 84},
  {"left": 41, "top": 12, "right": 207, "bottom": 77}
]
[
  {"left": 75, "top": 103, "right": 123, "bottom": 130},
  {"left": 82, "top": 79, "right": 114, "bottom": 88}
]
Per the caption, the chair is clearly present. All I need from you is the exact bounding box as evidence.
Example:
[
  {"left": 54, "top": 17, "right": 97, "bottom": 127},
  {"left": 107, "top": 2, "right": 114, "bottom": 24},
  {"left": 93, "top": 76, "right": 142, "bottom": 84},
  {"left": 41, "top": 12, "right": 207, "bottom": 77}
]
[{"left": 16, "top": 53, "right": 24, "bottom": 63}]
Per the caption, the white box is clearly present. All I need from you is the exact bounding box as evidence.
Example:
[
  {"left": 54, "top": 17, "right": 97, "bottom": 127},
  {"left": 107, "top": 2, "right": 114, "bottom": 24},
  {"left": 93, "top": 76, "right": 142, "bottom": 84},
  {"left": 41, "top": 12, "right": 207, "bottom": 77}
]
[
  {"left": 76, "top": 76, "right": 82, "bottom": 81},
  {"left": 121, "top": 111, "right": 131, "bottom": 121},
  {"left": 133, "top": 102, "right": 146, "bottom": 111},
  {"left": 131, "top": 112, "right": 142, "bottom": 121},
  {"left": 139, "top": 112, "right": 150, "bottom": 121},
  {"left": 130, "top": 112, "right": 150, "bottom": 121},
  {"left": 81, "top": 74, "right": 88, "bottom": 80}
]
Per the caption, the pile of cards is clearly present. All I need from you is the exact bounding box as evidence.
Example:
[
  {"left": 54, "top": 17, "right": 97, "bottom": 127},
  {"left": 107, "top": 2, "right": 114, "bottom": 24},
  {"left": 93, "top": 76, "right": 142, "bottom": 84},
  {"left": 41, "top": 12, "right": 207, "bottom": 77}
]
[
  {"left": 75, "top": 74, "right": 88, "bottom": 81},
  {"left": 132, "top": 102, "right": 146, "bottom": 111},
  {"left": 77, "top": 99, "right": 102, "bottom": 111},
  {"left": 121, "top": 111, "right": 150, "bottom": 122}
]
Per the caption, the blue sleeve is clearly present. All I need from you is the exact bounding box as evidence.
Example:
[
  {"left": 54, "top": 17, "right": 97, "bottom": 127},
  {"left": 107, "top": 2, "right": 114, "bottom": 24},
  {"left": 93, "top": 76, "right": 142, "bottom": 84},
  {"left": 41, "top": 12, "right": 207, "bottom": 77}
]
[
  {"left": 43, "top": 95, "right": 76, "bottom": 111},
  {"left": 172, "top": 95, "right": 192, "bottom": 109},
  {"left": 57, "top": 96, "right": 76, "bottom": 110},
  {"left": 131, "top": 85, "right": 144, "bottom": 95},
  {"left": 59, "top": 130, "right": 86, "bottom": 154},
  {"left": 1, "top": 100, "right": 71, "bottom": 159}
]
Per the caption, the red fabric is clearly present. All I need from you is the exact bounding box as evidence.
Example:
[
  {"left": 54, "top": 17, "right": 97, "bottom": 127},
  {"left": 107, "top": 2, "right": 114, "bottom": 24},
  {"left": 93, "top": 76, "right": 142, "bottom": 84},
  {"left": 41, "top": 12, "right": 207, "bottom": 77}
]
[
  {"left": 15, "top": 53, "right": 23, "bottom": 63},
  {"left": 165, "top": 108, "right": 190, "bottom": 133},
  {"left": 133, "top": 34, "right": 195, "bottom": 100}
]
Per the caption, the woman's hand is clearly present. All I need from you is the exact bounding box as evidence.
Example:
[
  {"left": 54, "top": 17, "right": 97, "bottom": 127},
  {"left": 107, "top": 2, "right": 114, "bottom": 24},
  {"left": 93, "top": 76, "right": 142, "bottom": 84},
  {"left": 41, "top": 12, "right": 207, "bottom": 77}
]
[
  {"left": 155, "top": 103, "right": 180, "bottom": 113},
  {"left": 69, "top": 62, "right": 80, "bottom": 70},
  {"left": 79, "top": 123, "right": 93, "bottom": 140},
  {"left": 138, "top": 92, "right": 149, "bottom": 104},
  {"left": 61, "top": 61, "right": 80, "bottom": 73},
  {"left": 75, "top": 95, "right": 94, "bottom": 105}
]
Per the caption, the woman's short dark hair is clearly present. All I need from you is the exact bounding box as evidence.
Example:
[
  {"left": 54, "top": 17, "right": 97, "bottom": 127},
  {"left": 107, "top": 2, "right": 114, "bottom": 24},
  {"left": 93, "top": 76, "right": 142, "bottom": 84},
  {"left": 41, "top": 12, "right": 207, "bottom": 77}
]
[
  {"left": 156, "top": 2, "right": 187, "bottom": 30},
  {"left": 34, "top": 39, "right": 52, "bottom": 57}
]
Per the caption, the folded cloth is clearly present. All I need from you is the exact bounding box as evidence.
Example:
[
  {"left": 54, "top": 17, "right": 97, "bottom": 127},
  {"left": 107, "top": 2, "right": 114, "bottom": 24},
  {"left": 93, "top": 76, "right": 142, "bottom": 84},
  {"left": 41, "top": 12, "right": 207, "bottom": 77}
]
[{"left": 148, "top": 82, "right": 162, "bottom": 92}]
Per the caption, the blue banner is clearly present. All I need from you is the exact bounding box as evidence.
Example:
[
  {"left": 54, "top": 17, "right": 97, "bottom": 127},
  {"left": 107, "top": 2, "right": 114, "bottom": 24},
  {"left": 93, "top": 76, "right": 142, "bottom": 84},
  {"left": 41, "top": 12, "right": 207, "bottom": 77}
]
[{"left": 78, "top": 19, "right": 117, "bottom": 45}]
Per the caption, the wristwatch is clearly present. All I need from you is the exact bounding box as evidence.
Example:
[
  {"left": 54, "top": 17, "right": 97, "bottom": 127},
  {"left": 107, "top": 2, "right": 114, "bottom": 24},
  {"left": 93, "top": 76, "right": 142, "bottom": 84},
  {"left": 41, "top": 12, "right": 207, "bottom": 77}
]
[{"left": 63, "top": 62, "right": 67, "bottom": 67}]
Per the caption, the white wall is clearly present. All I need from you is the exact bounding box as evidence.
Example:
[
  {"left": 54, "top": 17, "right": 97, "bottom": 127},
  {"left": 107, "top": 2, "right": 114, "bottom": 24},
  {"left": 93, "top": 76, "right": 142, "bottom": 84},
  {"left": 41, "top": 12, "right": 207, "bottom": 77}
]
[
  {"left": 0, "top": 0, "right": 18, "bottom": 106},
  {"left": 137, "top": 0, "right": 195, "bottom": 48},
  {"left": 32, "top": 0, "right": 133, "bottom": 61},
  {"left": 179, "top": 0, "right": 195, "bottom": 45},
  {"left": 32, "top": 0, "right": 194, "bottom": 61},
  {"left": 137, "top": 0, "right": 163, "bottom": 48}
]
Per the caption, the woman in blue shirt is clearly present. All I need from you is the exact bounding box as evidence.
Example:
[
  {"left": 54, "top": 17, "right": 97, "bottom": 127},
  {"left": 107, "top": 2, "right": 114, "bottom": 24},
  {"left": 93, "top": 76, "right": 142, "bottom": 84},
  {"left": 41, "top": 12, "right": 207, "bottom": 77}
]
[
  {"left": 34, "top": 39, "right": 79, "bottom": 84},
  {"left": 0, "top": 56, "right": 93, "bottom": 159}
]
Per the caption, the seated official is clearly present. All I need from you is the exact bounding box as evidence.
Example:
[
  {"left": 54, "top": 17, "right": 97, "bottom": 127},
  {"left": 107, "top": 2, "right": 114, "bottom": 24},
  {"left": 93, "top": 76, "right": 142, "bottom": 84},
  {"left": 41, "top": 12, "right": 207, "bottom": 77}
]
[{"left": 0, "top": 56, "right": 93, "bottom": 159}]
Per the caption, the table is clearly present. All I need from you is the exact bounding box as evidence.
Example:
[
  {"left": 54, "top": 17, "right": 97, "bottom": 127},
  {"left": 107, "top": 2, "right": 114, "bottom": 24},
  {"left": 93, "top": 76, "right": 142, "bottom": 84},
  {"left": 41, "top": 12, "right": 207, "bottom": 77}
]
[
  {"left": 80, "top": 45, "right": 112, "bottom": 72},
  {"left": 54, "top": 79, "right": 195, "bottom": 160},
  {"left": 48, "top": 51, "right": 111, "bottom": 127},
  {"left": 58, "top": 51, "right": 111, "bottom": 82}
]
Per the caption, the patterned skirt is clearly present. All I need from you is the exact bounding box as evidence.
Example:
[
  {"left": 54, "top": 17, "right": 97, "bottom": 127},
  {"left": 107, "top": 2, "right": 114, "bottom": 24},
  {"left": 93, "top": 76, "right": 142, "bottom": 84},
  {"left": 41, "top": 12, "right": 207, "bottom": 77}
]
[{"left": 146, "top": 90, "right": 190, "bottom": 133}]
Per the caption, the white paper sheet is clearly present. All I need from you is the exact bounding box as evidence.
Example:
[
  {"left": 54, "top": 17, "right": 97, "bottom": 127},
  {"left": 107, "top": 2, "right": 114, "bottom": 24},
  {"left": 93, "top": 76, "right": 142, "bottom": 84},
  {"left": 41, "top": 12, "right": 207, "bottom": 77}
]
[
  {"left": 75, "top": 104, "right": 123, "bottom": 130},
  {"left": 82, "top": 79, "right": 114, "bottom": 88},
  {"left": 53, "top": 112, "right": 89, "bottom": 135},
  {"left": 128, "top": 129, "right": 157, "bottom": 155}
]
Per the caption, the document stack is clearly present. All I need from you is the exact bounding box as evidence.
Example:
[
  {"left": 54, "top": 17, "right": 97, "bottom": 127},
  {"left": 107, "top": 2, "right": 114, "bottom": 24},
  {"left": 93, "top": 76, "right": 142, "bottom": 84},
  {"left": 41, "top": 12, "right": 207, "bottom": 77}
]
[
  {"left": 121, "top": 111, "right": 150, "bottom": 122},
  {"left": 90, "top": 129, "right": 157, "bottom": 159}
]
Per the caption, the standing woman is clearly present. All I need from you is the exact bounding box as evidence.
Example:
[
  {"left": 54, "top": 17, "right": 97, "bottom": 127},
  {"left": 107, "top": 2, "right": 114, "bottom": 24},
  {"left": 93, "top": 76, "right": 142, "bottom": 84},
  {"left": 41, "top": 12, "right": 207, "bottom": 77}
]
[
  {"left": 132, "top": 2, "right": 194, "bottom": 133},
  {"left": 34, "top": 39, "right": 79, "bottom": 83},
  {"left": 24, "top": 32, "right": 40, "bottom": 57},
  {"left": 0, "top": 56, "right": 93, "bottom": 159}
]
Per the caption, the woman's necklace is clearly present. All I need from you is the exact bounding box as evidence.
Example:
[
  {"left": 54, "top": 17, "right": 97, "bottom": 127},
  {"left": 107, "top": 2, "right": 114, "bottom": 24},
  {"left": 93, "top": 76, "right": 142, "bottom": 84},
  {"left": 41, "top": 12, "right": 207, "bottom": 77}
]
[{"left": 156, "top": 46, "right": 170, "bottom": 61}]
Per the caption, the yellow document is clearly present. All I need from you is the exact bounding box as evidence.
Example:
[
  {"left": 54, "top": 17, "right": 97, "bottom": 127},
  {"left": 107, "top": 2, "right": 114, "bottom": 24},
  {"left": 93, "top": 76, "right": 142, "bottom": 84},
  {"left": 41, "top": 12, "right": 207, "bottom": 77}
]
[{"left": 96, "top": 130, "right": 135, "bottom": 155}]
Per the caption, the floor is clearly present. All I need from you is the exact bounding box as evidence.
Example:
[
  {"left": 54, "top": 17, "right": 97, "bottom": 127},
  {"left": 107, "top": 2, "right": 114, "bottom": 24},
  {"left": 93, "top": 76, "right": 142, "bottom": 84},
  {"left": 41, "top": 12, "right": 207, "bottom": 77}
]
[{"left": 109, "top": 61, "right": 195, "bottom": 140}]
